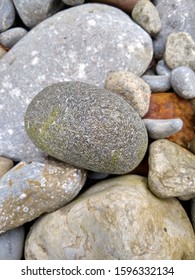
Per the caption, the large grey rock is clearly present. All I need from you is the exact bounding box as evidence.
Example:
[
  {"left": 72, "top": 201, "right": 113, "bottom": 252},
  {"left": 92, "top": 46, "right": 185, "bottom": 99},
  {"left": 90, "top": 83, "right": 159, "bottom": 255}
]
[
  {"left": 0, "top": 158, "right": 86, "bottom": 233},
  {"left": 153, "top": 0, "right": 195, "bottom": 58},
  {"left": 0, "top": 27, "right": 27, "bottom": 49},
  {"left": 0, "top": 0, "right": 15, "bottom": 32},
  {"left": 0, "top": 226, "right": 24, "bottom": 260},
  {"left": 25, "top": 82, "right": 148, "bottom": 174},
  {"left": 0, "top": 4, "right": 153, "bottom": 162},
  {"left": 148, "top": 139, "right": 195, "bottom": 200},
  {"left": 25, "top": 175, "right": 195, "bottom": 260}
]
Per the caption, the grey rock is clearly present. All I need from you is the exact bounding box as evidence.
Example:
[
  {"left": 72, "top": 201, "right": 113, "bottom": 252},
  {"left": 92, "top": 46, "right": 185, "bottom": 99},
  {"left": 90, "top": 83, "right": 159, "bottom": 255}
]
[
  {"left": 0, "top": 27, "right": 27, "bottom": 49},
  {"left": 132, "top": 0, "right": 161, "bottom": 37},
  {"left": 87, "top": 171, "right": 109, "bottom": 180},
  {"left": 142, "top": 75, "right": 171, "bottom": 92},
  {"left": 170, "top": 66, "right": 195, "bottom": 99},
  {"left": 148, "top": 139, "right": 195, "bottom": 200},
  {"left": 143, "top": 118, "right": 183, "bottom": 139},
  {"left": 153, "top": 0, "right": 195, "bottom": 59},
  {"left": 105, "top": 70, "right": 151, "bottom": 117},
  {"left": 191, "top": 198, "right": 195, "bottom": 230},
  {"left": 0, "top": 4, "right": 153, "bottom": 162},
  {"left": 0, "top": 156, "right": 14, "bottom": 178},
  {"left": 25, "top": 175, "right": 195, "bottom": 260},
  {"left": 0, "top": 0, "right": 15, "bottom": 32},
  {"left": 156, "top": 60, "right": 171, "bottom": 77},
  {"left": 25, "top": 82, "right": 148, "bottom": 174},
  {"left": 0, "top": 226, "right": 24, "bottom": 260},
  {"left": 62, "top": 0, "right": 84, "bottom": 5},
  {"left": 165, "top": 32, "right": 195, "bottom": 71},
  {"left": 0, "top": 158, "right": 86, "bottom": 233}
]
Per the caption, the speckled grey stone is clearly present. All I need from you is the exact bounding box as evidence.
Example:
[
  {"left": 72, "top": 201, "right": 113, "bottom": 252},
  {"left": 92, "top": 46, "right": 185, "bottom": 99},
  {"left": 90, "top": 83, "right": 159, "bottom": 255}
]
[
  {"left": 148, "top": 139, "right": 195, "bottom": 200},
  {"left": 132, "top": 0, "right": 161, "bottom": 37},
  {"left": 143, "top": 118, "right": 183, "bottom": 139},
  {"left": 170, "top": 66, "right": 195, "bottom": 99},
  {"left": 142, "top": 75, "right": 171, "bottom": 92},
  {"left": 191, "top": 198, "right": 195, "bottom": 230},
  {"left": 25, "top": 82, "right": 148, "bottom": 174},
  {"left": 0, "top": 226, "right": 24, "bottom": 260},
  {"left": 0, "top": 158, "right": 86, "bottom": 233},
  {"left": 0, "top": 4, "right": 153, "bottom": 162},
  {"left": 25, "top": 175, "right": 195, "bottom": 260},
  {"left": 62, "top": 0, "right": 84, "bottom": 5},
  {"left": 156, "top": 60, "right": 171, "bottom": 77},
  {"left": 0, "top": 27, "right": 27, "bottom": 49},
  {"left": 0, "top": 0, "right": 15, "bottom": 32},
  {"left": 153, "top": 0, "right": 195, "bottom": 59}
]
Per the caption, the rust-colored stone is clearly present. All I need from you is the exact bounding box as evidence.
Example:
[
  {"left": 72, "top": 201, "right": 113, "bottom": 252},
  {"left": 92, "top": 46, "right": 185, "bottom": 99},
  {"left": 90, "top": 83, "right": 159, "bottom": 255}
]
[{"left": 88, "top": 0, "right": 139, "bottom": 13}]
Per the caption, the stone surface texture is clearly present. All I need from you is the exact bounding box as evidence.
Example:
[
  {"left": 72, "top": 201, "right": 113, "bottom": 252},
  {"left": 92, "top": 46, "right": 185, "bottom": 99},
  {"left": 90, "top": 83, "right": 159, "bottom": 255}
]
[
  {"left": 25, "top": 82, "right": 148, "bottom": 174},
  {"left": 142, "top": 75, "right": 171, "bottom": 92},
  {"left": 0, "top": 158, "right": 86, "bottom": 233},
  {"left": 0, "top": 0, "right": 15, "bottom": 32},
  {"left": 25, "top": 175, "right": 195, "bottom": 260},
  {"left": 0, "top": 156, "right": 14, "bottom": 178},
  {"left": 0, "top": 4, "right": 153, "bottom": 162},
  {"left": 0, "top": 27, "right": 28, "bottom": 49},
  {"left": 148, "top": 139, "right": 195, "bottom": 200},
  {"left": 105, "top": 71, "right": 151, "bottom": 117}
]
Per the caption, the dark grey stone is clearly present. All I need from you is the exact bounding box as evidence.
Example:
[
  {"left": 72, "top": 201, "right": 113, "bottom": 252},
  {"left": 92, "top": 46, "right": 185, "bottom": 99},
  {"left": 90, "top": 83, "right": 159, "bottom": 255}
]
[
  {"left": 0, "top": 27, "right": 27, "bottom": 49},
  {"left": 25, "top": 82, "right": 148, "bottom": 174},
  {"left": 0, "top": 0, "right": 15, "bottom": 32},
  {"left": 87, "top": 171, "right": 109, "bottom": 180},
  {"left": 62, "top": 0, "right": 84, "bottom": 5},
  {"left": 191, "top": 198, "right": 195, "bottom": 230},
  {"left": 156, "top": 60, "right": 171, "bottom": 76},
  {"left": 142, "top": 75, "right": 171, "bottom": 92}
]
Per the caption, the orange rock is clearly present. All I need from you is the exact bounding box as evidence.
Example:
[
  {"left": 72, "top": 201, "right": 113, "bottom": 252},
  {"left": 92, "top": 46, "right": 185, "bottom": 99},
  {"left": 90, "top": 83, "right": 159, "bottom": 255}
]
[
  {"left": 88, "top": 0, "right": 139, "bottom": 14},
  {"left": 144, "top": 92, "right": 195, "bottom": 148}
]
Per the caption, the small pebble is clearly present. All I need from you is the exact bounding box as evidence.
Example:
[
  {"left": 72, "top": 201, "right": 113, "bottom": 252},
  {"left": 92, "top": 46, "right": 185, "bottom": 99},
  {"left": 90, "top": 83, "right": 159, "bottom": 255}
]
[
  {"left": 87, "top": 171, "right": 109, "bottom": 180},
  {"left": 143, "top": 118, "right": 183, "bottom": 139},
  {"left": 62, "top": 0, "right": 85, "bottom": 5},
  {"left": 0, "top": 0, "right": 15, "bottom": 32},
  {"left": 170, "top": 66, "right": 195, "bottom": 99},
  {"left": 156, "top": 60, "right": 171, "bottom": 77},
  {"left": 142, "top": 75, "right": 171, "bottom": 92},
  {"left": 0, "top": 28, "right": 28, "bottom": 49},
  {"left": 0, "top": 156, "right": 14, "bottom": 178}
]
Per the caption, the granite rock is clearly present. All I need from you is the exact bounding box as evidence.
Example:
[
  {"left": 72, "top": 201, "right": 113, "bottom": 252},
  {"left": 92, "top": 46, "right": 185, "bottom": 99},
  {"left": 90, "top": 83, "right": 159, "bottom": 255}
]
[
  {"left": 0, "top": 158, "right": 86, "bottom": 233},
  {"left": 142, "top": 75, "right": 171, "bottom": 92},
  {"left": 25, "top": 175, "right": 195, "bottom": 260},
  {"left": 0, "top": 156, "right": 14, "bottom": 178},
  {"left": 0, "top": 0, "right": 15, "bottom": 32},
  {"left": 25, "top": 82, "right": 148, "bottom": 174},
  {"left": 148, "top": 139, "right": 195, "bottom": 200},
  {"left": 0, "top": 27, "right": 27, "bottom": 49},
  {"left": 0, "top": 4, "right": 153, "bottom": 162},
  {"left": 156, "top": 60, "right": 171, "bottom": 77}
]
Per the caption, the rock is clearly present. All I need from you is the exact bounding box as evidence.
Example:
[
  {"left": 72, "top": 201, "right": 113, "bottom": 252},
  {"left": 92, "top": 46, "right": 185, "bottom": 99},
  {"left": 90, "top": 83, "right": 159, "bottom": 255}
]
[
  {"left": 132, "top": 0, "right": 161, "bottom": 37},
  {"left": 0, "top": 45, "right": 7, "bottom": 59},
  {"left": 144, "top": 93, "right": 195, "bottom": 148},
  {"left": 0, "top": 4, "right": 153, "bottom": 162},
  {"left": 0, "top": 158, "right": 86, "bottom": 233},
  {"left": 153, "top": 0, "right": 195, "bottom": 59},
  {"left": 88, "top": 0, "right": 139, "bottom": 13},
  {"left": 87, "top": 171, "right": 109, "bottom": 180},
  {"left": 156, "top": 60, "right": 171, "bottom": 77},
  {"left": 148, "top": 139, "right": 195, "bottom": 200},
  {"left": 191, "top": 199, "right": 195, "bottom": 230},
  {"left": 143, "top": 118, "right": 183, "bottom": 139},
  {"left": 0, "top": 156, "right": 14, "bottom": 178},
  {"left": 164, "top": 32, "right": 195, "bottom": 71},
  {"left": 0, "top": 226, "right": 24, "bottom": 260},
  {"left": 0, "top": 0, "right": 15, "bottom": 32},
  {"left": 25, "top": 175, "right": 195, "bottom": 260},
  {"left": 189, "top": 138, "right": 195, "bottom": 154},
  {"left": 0, "top": 28, "right": 27, "bottom": 49},
  {"left": 105, "top": 71, "right": 151, "bottom": 117},
  {"left": 62, "top": 0, "right": 84, "bottom": 5},
  {"left": 12, "top": 0, "right": 64, "bottom": 28},
  {"left": 25, "top": 82, "right": 148, "bottom": 174},
  {"left": 142, "top": 75, "right": 171, "bottom": 92},
  {"left": 170, "top": 66, "right": 195, "bottom": 99}
]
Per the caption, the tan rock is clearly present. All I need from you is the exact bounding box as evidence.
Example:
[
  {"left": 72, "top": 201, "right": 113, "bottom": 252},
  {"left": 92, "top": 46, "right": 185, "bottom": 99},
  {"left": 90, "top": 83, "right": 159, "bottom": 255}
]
[{"left": 0, "top": 156, "right": 14, "bottom": 178}]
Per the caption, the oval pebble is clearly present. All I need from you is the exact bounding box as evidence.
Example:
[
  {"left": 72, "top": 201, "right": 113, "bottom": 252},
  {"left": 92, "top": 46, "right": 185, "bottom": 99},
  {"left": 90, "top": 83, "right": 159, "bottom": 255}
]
[
  {"left": 0, "top": 0, "right": 15, "bottom": 32},
  {"left": 142, "top": 75, "right": 171, "bottom": 92},
  {"left": 0, "top": 28, "right": 28, "bottom": 49}
]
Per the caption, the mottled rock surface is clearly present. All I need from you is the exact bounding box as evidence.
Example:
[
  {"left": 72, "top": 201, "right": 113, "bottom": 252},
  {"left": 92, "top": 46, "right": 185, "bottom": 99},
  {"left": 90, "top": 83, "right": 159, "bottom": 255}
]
[
  {"left": 25, "top": 175, "right": 195, "bottom": 260},
  {"left": 0, "top": 156, "right": 14, "bottom": 178},
  {"left": 148, "top": 139, "right": 195, "bottom": 200},
  {"left": 0, "top": 158, "right": 86, "bottom": 233},
  {"left": 0, "top": 28, "right": 27, "bottom": 49},
  {"left": 25, "top": 82, "right": 148, "bottom": 174},
  {"left": 0, "top": 0, "right": 15, "bottom": 32}
]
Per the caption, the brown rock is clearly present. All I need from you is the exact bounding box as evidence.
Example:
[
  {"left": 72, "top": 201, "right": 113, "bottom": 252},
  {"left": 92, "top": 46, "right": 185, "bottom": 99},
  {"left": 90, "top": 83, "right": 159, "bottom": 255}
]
[
  {"left": 0, "top": 156, "right": 14, "bottom": 178},
  {"left": 88, "top": 0, "right": 139, "bottom": 13}
]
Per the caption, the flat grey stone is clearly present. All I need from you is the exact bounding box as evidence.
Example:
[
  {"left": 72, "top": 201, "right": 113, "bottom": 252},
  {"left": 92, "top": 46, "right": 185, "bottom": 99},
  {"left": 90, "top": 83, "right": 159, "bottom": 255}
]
[
  {"left": 191, "top": 198, "right": 195, "bottom": 231},
  {"left": 0, "top": 158, "right": 86, "bottom": 233},
  {"left": 0, "top": 156, "right": 14, "bottom": 178},
  {"left": 153, "top": 0, "right": 195, "bottom": 59},
  {"left": 25, "top": 82, "right": 148, "bottom": 174},
  {"left": 0, "top": 27, "right": 27, "bottom": 49},
  {"left": 0, "top": 4, "right": 153, "bottom": 162},
  {"left": 62, "top": 0, "right": 84, "bottom": 5},
  {"left": 25, "top": 175, "right": 195, "bottom": 260},
  {"left": 142, "top": 75, "right": 171, "bottom": 92},
  {"left": 0, "top": 0, "right": 15, "bottom": 32},
  {"left": 0, "top": 226, "right": 24, "bottom": 260},
  {"left": 148, "top": 139, "right": 195, "bottom": 200},
  {"left": 156, "top": 60, "right": 171, "bottom": 77},
  {"left": 170, "top": 66, "right": 195, "bottom": 99},
  {"left": 143, "top": 118, "right": 183, "bottom": 139}
]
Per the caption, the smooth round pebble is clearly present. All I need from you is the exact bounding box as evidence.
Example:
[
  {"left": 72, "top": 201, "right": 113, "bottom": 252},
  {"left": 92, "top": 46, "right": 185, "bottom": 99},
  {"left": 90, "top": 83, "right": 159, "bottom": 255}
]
[
  {"left": 0, "top": 156, "right": 14, "bottom": 178},
  {"left": 87, "top": 171, "right": 110, "bottom": 180},
  {"left": 0, "top": 28, "right": 27, "bottom": 49},
  {"left": 0, "top": 0, "right": 15, "bottom": 32},
  {"left": 156, "top": 60, "right": 171, "bottom": 77},
  {"left": 142, "top": 75, "right": 171, "bottom": 92}
]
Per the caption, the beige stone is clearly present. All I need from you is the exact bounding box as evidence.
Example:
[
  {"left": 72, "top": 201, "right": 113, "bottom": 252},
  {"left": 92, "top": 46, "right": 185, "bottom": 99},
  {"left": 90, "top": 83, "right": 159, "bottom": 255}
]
[{"left": 0, "top": 156, "right": 14, "bottom": 178}]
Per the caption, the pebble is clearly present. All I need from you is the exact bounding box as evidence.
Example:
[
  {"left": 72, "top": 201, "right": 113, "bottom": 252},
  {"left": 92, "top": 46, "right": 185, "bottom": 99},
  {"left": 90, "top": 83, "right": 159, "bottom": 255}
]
[
  {"left": 89, "top": 0, "right": 139, "bottom": 13},
  {"left": 25, "top": 81, "right": 148, "bottom": 174},
  {"left": 0, "top": 158, "right": 86, "bottom": 233},
  {"left": 132, "top": 0, "right": 161, "bottom": 37},
  {"left": 142, "top": 75, "right": 171, "bottom": 92},
  {"left": 189, "top": 138, "right": 195, "bottom": 154},
  {"left": 164, "top": 32, "right": 195, "bottom": 71},
  {"left": 191, "top": 199, "right": 195, "bottom": 231},
  {"left": 25, "top": 175, "right": 195, "bottom": 260},
  {"left": 0, "top": 3, "right": 153, "bottom": 162},
  {"left": 87, "top": 171, "right": 109, "bottom": 180},
  {"left": 0, "top": 0, "right": 15, "bottom": 32},
  {"left": 0, "top": 226, "right": 24, "bottom": 260},
  {"left": 148, "top": 139, "right": 195, "bottom": 200},
  {"left": 143, "top": 118, "right": 183, "bottom": 139},
  {"left": 0, "top": 156, "right": 14, "bottom": 178},
  {"left": 170, "top": 66, "right": 195, "bottom": 99},
  {"left": 156, "top": 60, "right": 171, "bottom": 77},
  {"left": 0, "top": 28, "right": 28, "bottom": 49},
  {"left": 0, "top": 45, "right": 7, "bottom": 59},
  {"left": 62, "top": 0, "right": 84, "bottom": 5},
  {"left": 105, "top": 70, "right": 151, "bottom": 117},
  {"left": 12, "top": 0, "right": 64, "bottom": 28}
]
